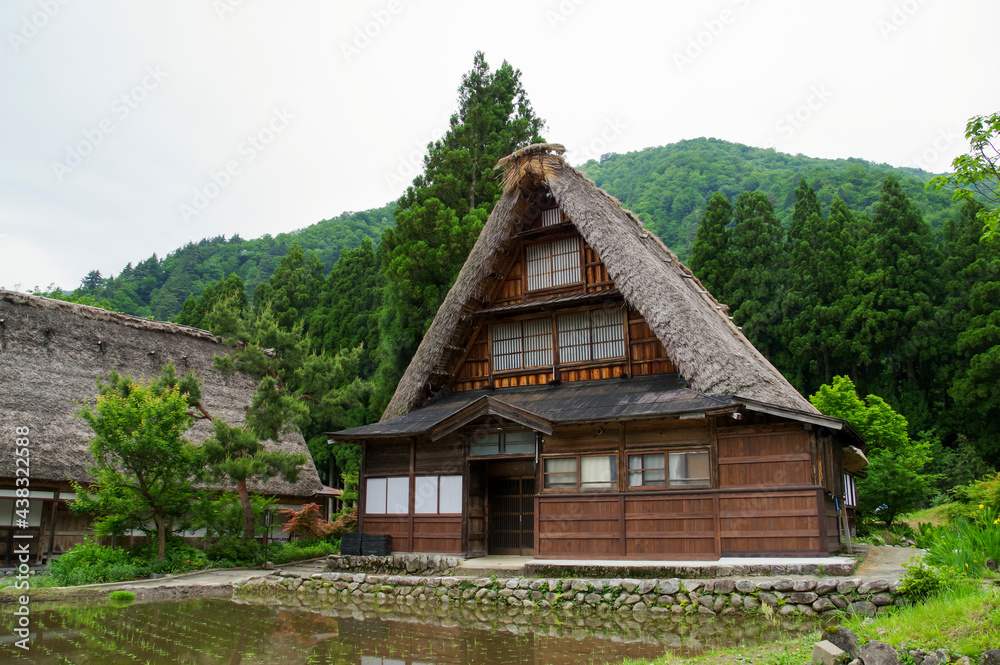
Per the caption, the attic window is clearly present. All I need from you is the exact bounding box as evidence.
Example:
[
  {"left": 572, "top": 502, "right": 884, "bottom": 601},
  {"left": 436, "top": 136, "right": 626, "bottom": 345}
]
[
  {"left": 493, "top": 318, "right": 553, "bottom": 372},
  {"left": 541, "top": 207, "right": 562, "bottom": 227},
  {"left": 526, "top": 237, "right": 581, "bottom": 291}
]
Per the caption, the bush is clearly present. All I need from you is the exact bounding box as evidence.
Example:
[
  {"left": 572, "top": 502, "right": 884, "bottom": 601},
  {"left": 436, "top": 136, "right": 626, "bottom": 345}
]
[
  {"left": 49, "top": 539, "right": 149, "bottom": 586},
  {"left": 278, "top": 503, "right": 333, "bottom": 540},
  {"left": 205, "top": 535, "right": 262, "bottom": 565},
  {"left": 266, "top": 540, "right": 336, "bottom": 565},
  {"left": 128, "top": 537, "right": 209, "bottom": 574},
  {"left": 897, "top": 560, "right": 950, "bottom": 601},
  {"left": 328, "top": 507, "right": 357, "bottom": 538},
  {"left": 915, "top": 505, "right": 1000, "bottom": 578}
]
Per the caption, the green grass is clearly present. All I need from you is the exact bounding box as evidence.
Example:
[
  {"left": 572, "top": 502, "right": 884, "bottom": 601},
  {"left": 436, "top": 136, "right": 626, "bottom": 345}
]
[
  {"left": 846, "top": 585, "right": 1000, "bottom": 657},
  {"left": 902, "top": 504, "right": 953, "bottom": 528}
]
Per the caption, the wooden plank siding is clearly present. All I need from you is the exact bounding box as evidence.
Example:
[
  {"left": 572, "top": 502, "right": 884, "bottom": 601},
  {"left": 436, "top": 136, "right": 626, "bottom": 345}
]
[{"left": 361, "top": 417, "right": 845, "bottom": 559}]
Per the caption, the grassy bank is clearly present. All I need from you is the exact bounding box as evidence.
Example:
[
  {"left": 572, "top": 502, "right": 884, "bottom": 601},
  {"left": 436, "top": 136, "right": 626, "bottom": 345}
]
[{"left": 623, "top": 585, "right": 1000, "bottom": 665}]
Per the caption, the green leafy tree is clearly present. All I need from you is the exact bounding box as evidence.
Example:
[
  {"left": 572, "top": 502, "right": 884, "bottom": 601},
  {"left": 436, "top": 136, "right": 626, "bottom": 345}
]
[
  {"left": 930, "top": 112, "right": 1000, "bottom": 239},
  {"left": 374, "top": 51, "right": 545, "bottom": 410},
  {"left": 810, "top": 376, "right": 933, "bottom": 526},
  {"left": 688, "top": 191, "right": 733, "bottom": 299},
  {"left": 74, "top": 372, "right": 203, "bottom": 561}
]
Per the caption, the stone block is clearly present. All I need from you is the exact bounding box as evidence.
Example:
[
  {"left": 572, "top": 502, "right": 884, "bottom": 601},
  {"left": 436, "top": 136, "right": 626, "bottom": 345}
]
[
  {"left": 812, "top": 597, "right": 836, "bottom": 612},
  {"left": 658, "top": 579, "right": 681, "bottom": 595},
  {"left": 714, "top": 579, "right": 736, "bottom": 594},
  {"left": 871, "top": 593, "right": 894, "bottom": 606},
  {"left": 858, "top": 579, "right": 890, "bottom": 595},
  {"left": 980, "top": 650, "right": 1000, "bottom": 665},
  {"left": 790, "top": 592, "right": 819, "bottom": 604},
  {"left": 794, "top": 579, "right": 818, "bottom": 592},
  {"left": 816, "top": 579, "right": 839, "bottom": 596},
  {"left": 773, "top": 578, "right": 794, "bottom": 591},
  {"left": 849, "top": 600, "right": 876, "bottom": 618},
  {"left": 735, "top": 579, "right": 757, "bottom": 593},
  {"left": 637, "top": 579, "right": 657, "bottom": 595},
  {"left": 812, "top": 640, "right": 846, "bottom": 665},
  {"left": 837, "top": 579, "right": 861, "bottom": 595},
  {"left": 824, "top": 626, "right": 860, "bottom": 656},
  {"left": 621, "top": 578, "right": 640, "bottom": 593}
]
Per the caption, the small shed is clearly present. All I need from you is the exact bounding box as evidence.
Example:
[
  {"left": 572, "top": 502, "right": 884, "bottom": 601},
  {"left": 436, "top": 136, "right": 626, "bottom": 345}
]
[{"left": 332, "top": 144, "right": 866, "bottom": 560}]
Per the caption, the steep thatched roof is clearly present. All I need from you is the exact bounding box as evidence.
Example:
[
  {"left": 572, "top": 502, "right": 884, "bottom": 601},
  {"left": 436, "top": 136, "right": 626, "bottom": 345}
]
[
  {"left": 382, "top": 145, "right": 816, "bottom": 421},
  {"left": 0, "top": 291, "right": 322, "bottom": 498}
]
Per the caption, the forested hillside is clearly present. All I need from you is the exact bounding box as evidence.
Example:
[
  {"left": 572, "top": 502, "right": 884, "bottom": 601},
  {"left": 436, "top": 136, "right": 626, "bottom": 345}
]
[
  {"left": 68, "top": 205, "right": 394, "bottom": 320},
  {"left": 578, "top": 138, "right": 964, "bottom": 259}
]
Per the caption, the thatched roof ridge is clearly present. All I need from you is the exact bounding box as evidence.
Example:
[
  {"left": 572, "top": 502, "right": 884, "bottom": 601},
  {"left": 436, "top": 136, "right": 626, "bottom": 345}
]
[
  {"left": 1, "top": 290, "right": 220, "bottom": 342},
  {"left": 382, "top": 147, "right": 815, "bottom": 421},
  {"left": 0, "top": 290, "right": 322, "bottom": 498}
]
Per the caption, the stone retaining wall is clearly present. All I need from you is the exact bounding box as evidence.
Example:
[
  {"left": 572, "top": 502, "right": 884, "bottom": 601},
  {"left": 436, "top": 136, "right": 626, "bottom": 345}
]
[
  {"left": 327, "top": 554, "right": 462, "bottom": 576},
  {"left": 238, "top": 571, "right": 905, "bottom": 618}
]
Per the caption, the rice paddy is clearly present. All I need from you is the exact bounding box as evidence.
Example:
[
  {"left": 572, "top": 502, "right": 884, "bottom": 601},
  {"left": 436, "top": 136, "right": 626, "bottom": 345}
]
[{"left": 0, "top": 597, "right": 821, "bottom": 664}]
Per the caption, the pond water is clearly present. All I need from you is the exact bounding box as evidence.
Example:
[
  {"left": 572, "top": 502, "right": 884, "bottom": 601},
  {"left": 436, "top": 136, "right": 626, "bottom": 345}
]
[{"left": 1, "top": 597, "right": 821, "bottom": 664}]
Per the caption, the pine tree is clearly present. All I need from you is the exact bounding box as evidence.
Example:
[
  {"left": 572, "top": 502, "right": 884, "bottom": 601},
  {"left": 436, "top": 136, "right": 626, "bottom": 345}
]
[
  {"left": 689, "top": 191, "right": 733, "bottom": 300},
  {"left": 252, "top": 243, "right": 325, "bottom": 333}
]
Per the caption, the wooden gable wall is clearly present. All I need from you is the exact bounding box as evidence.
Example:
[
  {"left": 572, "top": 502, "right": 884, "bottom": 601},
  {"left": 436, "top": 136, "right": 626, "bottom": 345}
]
[{"left": 450, "top": 212, "right": 678, "bottom": 393}]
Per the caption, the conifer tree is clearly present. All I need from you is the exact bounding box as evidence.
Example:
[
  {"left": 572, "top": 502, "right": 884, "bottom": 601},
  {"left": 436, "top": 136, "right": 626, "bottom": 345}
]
[
  {"left": 689, "top": 192, "right": 733, "bottom": 300},
  {"left": 252, "top": 243, "right": 325, "bottom": 333},
  {"left": 374, "top": 51, "right": 545, "bottom": 410},
  {"left": 726, "top": 191, "right": 786, "bottom": 359}
]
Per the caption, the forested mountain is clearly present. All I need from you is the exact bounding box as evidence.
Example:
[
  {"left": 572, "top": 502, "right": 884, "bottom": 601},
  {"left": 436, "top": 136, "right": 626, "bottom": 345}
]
[
  {"left": 70, "top": 205, "right": 394, "bottom": 320},
  {"left": 578, "top": 137, "right": 965, "bottom": 259}
]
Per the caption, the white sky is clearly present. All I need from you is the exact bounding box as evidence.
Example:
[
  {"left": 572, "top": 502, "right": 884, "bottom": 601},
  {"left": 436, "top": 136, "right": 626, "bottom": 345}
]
[{"left": 1, "top": 0, "right": 996, "bottom": 291}]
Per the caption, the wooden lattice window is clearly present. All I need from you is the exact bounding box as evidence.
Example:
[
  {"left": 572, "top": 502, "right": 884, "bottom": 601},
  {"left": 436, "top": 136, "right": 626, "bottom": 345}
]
[
  {"left": 492, "top": 318, "right": 553, "bottom": 372},
  {"left": 543, "top": 454, "right": 618, "bottom": 491},
  {"left": 526, "top": 237, "right": 581, "bottom": 291},
  {"left": 541, "top": 207, "right": 562, "bottom": 227},
  {"left": 556, "top": 309, "right": 625, "bottom": 363}
]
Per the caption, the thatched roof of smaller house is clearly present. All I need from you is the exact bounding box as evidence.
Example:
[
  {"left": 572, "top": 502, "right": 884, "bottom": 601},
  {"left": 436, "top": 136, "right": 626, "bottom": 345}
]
[
  {"left": 380, "top": 145, "right": 817, "bottom": 422},
  {"left": 0, "top": 291, "right": 322, "bottom": 498}
]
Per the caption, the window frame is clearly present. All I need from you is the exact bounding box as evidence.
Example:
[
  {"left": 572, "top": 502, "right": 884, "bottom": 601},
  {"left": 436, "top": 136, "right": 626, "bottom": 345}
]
[
  {"left": 467, "top": 428, "right": 537, "bottom": 457},
  {"left": 556, "top": 308, "right": 626, "bottom": 365},
  {"left": 491, "top": 317, "right": 554, "bottom": 373},
  {"left": 542, "top": 453, "right": 619, "bottom": 493},
  {"left": 524, "top": 236, "right": 583, "bottom": 292},
  {"left": 414, "top": 475, "right": 463, "bottom": 515},
  {"left": 364, "top": 476, "right": 410, "bottom": 515},
  {"left": 626, "top": 447, "right": 712, "bottom": 491}
]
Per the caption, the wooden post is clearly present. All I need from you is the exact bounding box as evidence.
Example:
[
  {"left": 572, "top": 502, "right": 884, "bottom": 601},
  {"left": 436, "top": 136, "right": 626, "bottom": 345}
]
[
  {"left": 408, "top": 438, "right": 416, "bottom": 552},
  {"left": 45, "top": 490, "right": 59, "bottom": 563}
]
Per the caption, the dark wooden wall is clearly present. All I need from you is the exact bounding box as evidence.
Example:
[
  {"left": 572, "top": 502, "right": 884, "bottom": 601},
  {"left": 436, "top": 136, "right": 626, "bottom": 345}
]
[{"left": 361, "top": 417, "right": 848, "bottom": 559}]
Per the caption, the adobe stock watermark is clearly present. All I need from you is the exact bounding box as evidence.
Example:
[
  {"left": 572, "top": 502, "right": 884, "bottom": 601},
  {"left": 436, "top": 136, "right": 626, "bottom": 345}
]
[
  {"left": 340, "top": 0, "right": 403, "bottom": 62},
  {"left": 382, "top": 113, "right": 451, "bottom": 193},
  {"left": 51, "top": 66, "right": 167, "bottom": 183},
  {"left": 762, "top": 84, "right": 834, "bottom": 149},
  {"left": 673, "top": 0, "right": 752, "bottom": 73},
  {"left": 178, "top": 107, "right": 293, "bottom": 222},
  {"left": 544, "top": 0, "right": 588, "bottom": 31},
  {"left": 8, "top": 0, "right": 73, "bottom": 54},
  {"left": 571, "top": 117, "right": 629, "bottom": 165},
  {"left": 904, "top": 126, "right": 960, "bottom": 171},
  {"left": 877, "top": 0, "right": 930, "bottom": 40},
  {"left": 214, "top": 0, "right": 249, "bottom": 21}
]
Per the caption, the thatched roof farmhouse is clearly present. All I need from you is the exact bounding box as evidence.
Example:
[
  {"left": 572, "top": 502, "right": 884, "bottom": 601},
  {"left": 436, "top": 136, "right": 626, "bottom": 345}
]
[
  {"left": 334, "top": 143, "right": 866, "bottom": 560},
  {"left": 0, "top": 290, "right": 322, "bottom": 562}
]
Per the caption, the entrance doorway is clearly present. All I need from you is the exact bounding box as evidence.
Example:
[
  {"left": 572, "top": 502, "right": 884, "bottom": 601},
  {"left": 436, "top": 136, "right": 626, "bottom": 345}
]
[{"left": 488, "top": 477, "right": 534, "bottom": 555}]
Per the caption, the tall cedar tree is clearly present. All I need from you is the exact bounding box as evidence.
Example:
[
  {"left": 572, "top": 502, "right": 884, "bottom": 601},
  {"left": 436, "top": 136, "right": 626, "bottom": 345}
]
[
  {"left": 726, "top": 191, "right": 786, "bottom": 359},
  {"left": 848, "top": 176, "right": 941, "bottom": 426},
  {"left": 688, "top": 191, "right": 733, "bottom": 301},
  {"left": 374, "top": 51, "right": 545, "bottom": 410},
  {"left": 783, "top": 183, "right": 856, "bottom": 391},
  {"left": 947, "top": 202, "right": 1000, "bottom": 463}
]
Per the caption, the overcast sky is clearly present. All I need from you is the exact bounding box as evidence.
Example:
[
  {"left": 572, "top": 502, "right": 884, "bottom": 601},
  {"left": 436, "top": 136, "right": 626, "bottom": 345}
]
[{"left": 1, "top": 0, "right": 996, "bottom": 292}]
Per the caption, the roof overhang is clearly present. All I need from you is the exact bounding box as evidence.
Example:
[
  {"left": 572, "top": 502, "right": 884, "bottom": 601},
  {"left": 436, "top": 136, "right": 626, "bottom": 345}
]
[
  {"left": 734, "top": 397, "right": 866, "bottom": 448},
  {"left": 429, "top": 395, "right": 554, "bottom": 441}
]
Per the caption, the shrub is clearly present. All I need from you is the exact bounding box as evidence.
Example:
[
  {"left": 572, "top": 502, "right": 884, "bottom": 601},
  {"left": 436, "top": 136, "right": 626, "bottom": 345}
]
[
  {"left": 266, "top": 540, "right": 336, "bottom": 565},
  {"left": 278, "top": 503, "right": 333, "bottom": 540},
  {"left": 916, "top": 505, "right": 1000, "bottom": 578},
  {"left": 108, "top": 590, "right": 136, "bottom": 607},
  {"left": 328, "top": 507, "right": 357, "bottom": 538},
  {"left": 205, "top": 535, "right": 261, "bottom": 565},
  {"left": 49, "top": 539, "right": 149, "bottom": 586},
  {"left": 897, "top": 560, "right": 950, "bottom": 601}
]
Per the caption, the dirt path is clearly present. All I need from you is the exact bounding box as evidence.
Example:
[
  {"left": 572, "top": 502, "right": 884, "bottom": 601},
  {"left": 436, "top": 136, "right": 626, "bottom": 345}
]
[{"left": 853, "top": 544, "right": 924, "bottom": 579}]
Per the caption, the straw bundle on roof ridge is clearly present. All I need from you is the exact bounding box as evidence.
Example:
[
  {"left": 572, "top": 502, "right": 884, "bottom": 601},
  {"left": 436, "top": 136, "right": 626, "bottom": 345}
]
[
  {"left": 382, "top": 146, "right": 815, "bottom": 421},
  {"left": 0, "top": 291, "right": 322, "bottom": 497}
]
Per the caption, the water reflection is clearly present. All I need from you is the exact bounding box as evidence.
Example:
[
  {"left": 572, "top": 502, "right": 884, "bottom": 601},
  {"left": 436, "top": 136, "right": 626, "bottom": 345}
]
[{"left": 1, "top": 597, "right": 819, "bottom": 664}]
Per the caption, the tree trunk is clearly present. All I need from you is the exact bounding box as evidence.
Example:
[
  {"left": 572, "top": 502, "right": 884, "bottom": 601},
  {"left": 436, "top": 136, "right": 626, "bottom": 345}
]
[
  {"left": 238, "top": 479, "right": 254, "bottom": 539},
  {"left": 154, "top": 513, "right": 166, "bottom": 562}
]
